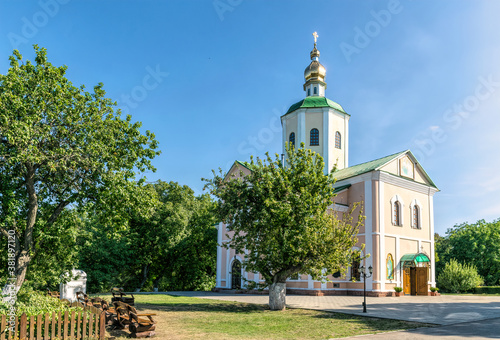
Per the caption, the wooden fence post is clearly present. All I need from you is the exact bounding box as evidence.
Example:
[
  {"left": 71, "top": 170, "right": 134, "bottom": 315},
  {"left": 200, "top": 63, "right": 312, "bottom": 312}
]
[
  {"left": 99, "top": 312, "right": 106, "bottom": 340},
  {"left": 0, "top": 315, "right": 6, "bottom": 340},
  {"left": 36, "top": 314, "right": 42, "bottom": 339},
  {"left": 64, "top": 311, "right": 69, "bottom": 339},
  {"left": 19, "top": 313, "right": 27, "bottom": 340}
]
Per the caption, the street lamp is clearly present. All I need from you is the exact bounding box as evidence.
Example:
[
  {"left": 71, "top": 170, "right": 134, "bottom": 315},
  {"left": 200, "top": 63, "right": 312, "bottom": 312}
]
[{"left": 359, "top": 265, "right": 373, "bottom": 313}]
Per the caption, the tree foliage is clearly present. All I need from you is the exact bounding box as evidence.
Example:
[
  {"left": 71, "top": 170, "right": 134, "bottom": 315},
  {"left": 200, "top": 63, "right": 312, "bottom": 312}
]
[
  {"left": 77, "top": 180, "right": 217, "bottom": 293},
  {"left": 437, "top": 259, "right": 483, "bottom": 293},
  {"left": 0, "top": 45, "right": 159, "bottom": 289},
  {"left": 435, "top": 218, "right": 500, "bottom": 286},
  {"left": 204, "top": 143, "right": 364, "bottom": 310}
]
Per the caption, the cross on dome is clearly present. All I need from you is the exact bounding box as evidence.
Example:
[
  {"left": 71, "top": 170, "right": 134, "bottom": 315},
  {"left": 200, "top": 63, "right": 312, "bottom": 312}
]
[{"left": 312, "top": 31, "right": 318, "bottom": 43}]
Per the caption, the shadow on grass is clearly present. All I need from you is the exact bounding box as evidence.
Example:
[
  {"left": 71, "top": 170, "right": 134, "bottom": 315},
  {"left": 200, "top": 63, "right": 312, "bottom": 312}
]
[{"left": 137, "top": 301, "right": 268, "bottom": 314}]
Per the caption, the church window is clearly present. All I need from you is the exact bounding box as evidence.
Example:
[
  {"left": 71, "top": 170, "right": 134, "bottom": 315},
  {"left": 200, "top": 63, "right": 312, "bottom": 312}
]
[
  {"left": 410, "top": 199, "right": 422, "bottom": 229},
  {"left": 393, "top": 201, "right": 401, "bottom": 226},
  {"left": 314, "top": 87, "right": 317, "bottom": 94},
  {"left": 390, "top": 195, "right": 404, "bottom": 226},
  {"left": 231, "top": 259, "right": 242, "bottom": 289},
  {"left": 289, "top": 132, "right": 295, "bottom": 146},
  {"left": 307, "top": 88, "right": 311, "bottom": 96},
  {"left": 335, "top": 131, "right": 341, "bottom": 149},
  {"left": 351, "top": 253, "right": 361, "bottom": 281},
  {"left": 386, "top": 254, "right": 394, "bottom": 280},
  {"left": 310, "top": 128, "right": 319, "bottom": 146}
]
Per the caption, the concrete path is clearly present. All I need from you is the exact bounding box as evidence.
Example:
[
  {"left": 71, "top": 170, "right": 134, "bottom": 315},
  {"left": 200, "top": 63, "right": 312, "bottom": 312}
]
[
  {"left": 168, "top": 291, "right": 500, "bottom": 326},
  {"left": 341, "top": 317, "right": 500, "bottom": 339}
]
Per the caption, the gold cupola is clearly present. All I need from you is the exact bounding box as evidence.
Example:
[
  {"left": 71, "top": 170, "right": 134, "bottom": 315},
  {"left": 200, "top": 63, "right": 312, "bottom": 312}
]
[{"left": 303, "top": 32, "right": 327, "bottom": 97}]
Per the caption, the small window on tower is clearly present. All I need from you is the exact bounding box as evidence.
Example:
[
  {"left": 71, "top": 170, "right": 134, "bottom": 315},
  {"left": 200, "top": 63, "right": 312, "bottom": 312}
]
[
  {"left": 307, "top": 88, "right": 311, "bottom": 96},
  {"left": 335, "top": 131, "right": 341, "bottom": 149},
  {"left": 310, "top": 128, "right": 319, "bottom": 146},
  {"left": 289, "top": 132, "right": 295, "bottom": 147},
  {"left": 314, "top": 87, "right": 317, "bottom": 94}
]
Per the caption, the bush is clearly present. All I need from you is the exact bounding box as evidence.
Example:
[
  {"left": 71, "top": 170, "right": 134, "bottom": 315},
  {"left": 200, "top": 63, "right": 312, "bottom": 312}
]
[
  {"left": 0, "top": 285, "right": 85, "bottom": 316},
  {"left": 437, "top": 259, "right": 483, "bottom": 293},
  {"left": 394, "top": 287, "right": 403, "bottom": 292},
  {"left": 474, "top": 286, "right": 500, "bottom": 294},
  {"left": 430, "top": 287, "right": 439, "bottom": 292}
]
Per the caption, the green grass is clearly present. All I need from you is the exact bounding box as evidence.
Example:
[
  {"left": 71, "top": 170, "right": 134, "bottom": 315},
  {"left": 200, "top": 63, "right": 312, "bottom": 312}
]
[{"left": 100, "top": 294, "right": 430, "bottom": 339}]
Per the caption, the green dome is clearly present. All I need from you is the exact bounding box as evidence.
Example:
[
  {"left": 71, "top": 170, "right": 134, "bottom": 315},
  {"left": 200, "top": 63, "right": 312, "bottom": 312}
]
[{"left": 284, "top": 96, "right": 348, "bottom": 115}]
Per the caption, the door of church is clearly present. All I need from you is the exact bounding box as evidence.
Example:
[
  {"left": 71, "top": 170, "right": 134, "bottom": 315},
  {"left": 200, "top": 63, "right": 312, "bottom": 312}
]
[
  {"left": 416, "top": 267, "right": 428, "bottom": 295},
  {"left": 231, "top": 260, "right": 242, "bottom": 289},
  {"left": 403, "top": 268, "right": 411, "bottom": 295}
]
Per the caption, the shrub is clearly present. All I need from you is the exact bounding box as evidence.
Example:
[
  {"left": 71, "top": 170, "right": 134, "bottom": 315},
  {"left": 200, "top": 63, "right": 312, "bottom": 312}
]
[
  {"left": 437, "top": 259, "right": 483, "bottom": 293},
  {"left": 394, "top": 287, "right": 403, "bottom": 292},
  {"left": 0, "top": 285, "right": 85, "bottom": 316},
  {"left": 474, "top": 286, "right": 500, "bottom": 294},
  {"left": 430, "top": 287, "right": 439, "bottom": 292}
]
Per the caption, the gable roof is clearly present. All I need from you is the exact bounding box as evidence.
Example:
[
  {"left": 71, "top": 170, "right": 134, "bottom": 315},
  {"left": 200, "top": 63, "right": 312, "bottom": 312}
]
[
  {"left": 284, "top": 96, "right": 348, "bottom": 115},
  {"left": 332, "top": 150, "right": 438, "bottom": 189}
]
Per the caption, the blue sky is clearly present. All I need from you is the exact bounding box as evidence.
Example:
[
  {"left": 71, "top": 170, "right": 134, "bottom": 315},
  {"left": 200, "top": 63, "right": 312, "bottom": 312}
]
[{"left": 1, "top": 0, "right": 499, "bottom": 235}]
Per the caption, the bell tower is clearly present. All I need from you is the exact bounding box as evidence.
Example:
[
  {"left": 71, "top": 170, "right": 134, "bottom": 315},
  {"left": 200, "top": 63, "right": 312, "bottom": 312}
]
[{"left": 281, "top": 32, "right": 350, "bottom": 174}]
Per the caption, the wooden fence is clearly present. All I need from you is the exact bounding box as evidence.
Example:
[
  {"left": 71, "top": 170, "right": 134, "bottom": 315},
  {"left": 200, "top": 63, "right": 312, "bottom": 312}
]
[{"left": 0, "top": 303, "right": 105, "bottom": 340}]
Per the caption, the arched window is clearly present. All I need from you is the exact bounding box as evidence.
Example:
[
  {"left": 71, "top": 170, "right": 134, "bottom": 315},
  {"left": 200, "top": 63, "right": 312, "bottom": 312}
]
[
  {"left": 231, "top": 259, "right": 242, "bottom": 289},
  {"left": 351, "top": 254, "right": 360, "bottom": 281},
  {"left": 307, "top": 88, "right": 311, "bottom": 96},
  {"left": 390, "top": 195, "right": 405, "bottom": 226},
  {"left": 310, "top": 128, "right": 319, "bottom": 146},
  {"left": 410, "top": 199, "right": 422, "bottom": 229},
  {"left": 393, "top": 202, "right": 401, "bottom": 226},
  {"left": 289, "top": 132, "right": 295, "bottom": 147},
  {"left": 314, "top": 87, "right": 317, "bottom": 94},
  {"left": 386, "top": 254, "right": 394, "bottom": 280},
  {"left": 335, "top": 131, "right": 341, "bottom": 149}
]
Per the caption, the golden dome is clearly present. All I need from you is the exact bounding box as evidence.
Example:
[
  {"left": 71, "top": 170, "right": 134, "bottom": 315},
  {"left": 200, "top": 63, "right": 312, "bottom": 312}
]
[
  {"left": 304, "top": 59, "right": 326, "bottom": 82},
  {"left": 303, "top": 32, "right": 327, "bottom": 92}
]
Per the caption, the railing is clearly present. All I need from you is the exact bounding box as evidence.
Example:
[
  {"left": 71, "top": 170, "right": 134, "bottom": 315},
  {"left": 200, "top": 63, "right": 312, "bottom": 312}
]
[{"left": 0, "top": 302, "right": 105, "bottom": 340}]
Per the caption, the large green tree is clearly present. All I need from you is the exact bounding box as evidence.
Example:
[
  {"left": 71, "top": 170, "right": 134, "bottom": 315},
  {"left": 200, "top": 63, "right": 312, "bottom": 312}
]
[
  {"left": 436, "top": 218, "right": 500, "bottom": 286},
  {"left": 204, "top": 144, "right": 364, "bottom": 310},
  {"left": 127, "top": 181, "right": 217, "bottom": 292},
  {"left": 0, "top": 46, "right": 159, "bottom": 291}
]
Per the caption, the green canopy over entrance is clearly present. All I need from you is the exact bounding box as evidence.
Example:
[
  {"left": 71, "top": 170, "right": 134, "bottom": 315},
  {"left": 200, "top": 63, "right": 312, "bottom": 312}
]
[{"left": 400, "top": 253, "right": 430, "bottom": 266}]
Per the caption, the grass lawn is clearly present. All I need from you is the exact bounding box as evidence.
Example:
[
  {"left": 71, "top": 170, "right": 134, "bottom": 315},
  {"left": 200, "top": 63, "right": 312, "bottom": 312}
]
[{"left": 100, "top": 294, "right": 431, "bottom": 339}]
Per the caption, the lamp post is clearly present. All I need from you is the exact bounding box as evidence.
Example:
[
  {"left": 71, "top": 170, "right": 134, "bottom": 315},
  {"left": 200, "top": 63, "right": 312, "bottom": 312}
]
[{"left": 359, "top": 265, "right": 373, "bottom": 313}]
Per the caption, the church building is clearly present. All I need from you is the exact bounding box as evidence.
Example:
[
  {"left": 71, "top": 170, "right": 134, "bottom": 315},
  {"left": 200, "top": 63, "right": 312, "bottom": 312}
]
[{"left": 215, "top": 33, "right": 438, "bottom": 296}]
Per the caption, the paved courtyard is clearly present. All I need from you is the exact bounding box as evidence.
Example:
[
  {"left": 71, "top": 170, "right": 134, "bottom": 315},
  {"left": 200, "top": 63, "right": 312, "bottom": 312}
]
[{"left": 168, "top": 291, "right": 500, "bottom": 326}]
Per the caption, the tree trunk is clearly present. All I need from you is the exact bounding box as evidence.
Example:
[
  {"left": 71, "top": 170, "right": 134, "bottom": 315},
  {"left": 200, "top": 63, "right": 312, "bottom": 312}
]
[
  {"left": 137, "top": 264, "right": 150, "bottom": 291},
  {"left": 269, "top": 282, "right": 286, "bottom": 311},
  {"left": 153, "top": 276, "right": 162, "bottom": 292}
]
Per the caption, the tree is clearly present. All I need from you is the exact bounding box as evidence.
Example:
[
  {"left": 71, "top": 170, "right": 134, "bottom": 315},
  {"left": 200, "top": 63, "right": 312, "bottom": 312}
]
[
  {"left": 435, "top": 219, "right": 500, "bottom": 286},
  {"left": 127, "top": 181, "right": 198, "bottom": 291},
  {"left": 0, "top": 45, "right": 159, "bottom": 291},
  {"left": 204, "top": 143, "right": 364, "bottom": 310},
  {"left": 437, "top": 259, "right": 483, "bottom": 293},
  {"left": 157, "top": 193, "right": 217, "bottom": 291}
]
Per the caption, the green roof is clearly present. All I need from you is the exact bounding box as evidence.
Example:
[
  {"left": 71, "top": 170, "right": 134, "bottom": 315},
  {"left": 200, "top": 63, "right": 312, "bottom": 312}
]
[
  {"left": 400, "top": 253, "right": 430, "bottom": 264},
  {"left": 284, "top": 96, "right": 348, "bottom": 115},
  {"left": 235, "top": 160, "right": 251, "bottom": 171},
  {"left": 333, "top": 151, "right": 406, "bottom": 181},
  {"left": 332, "top": 150, "right": 438, "bottom": 189},
  {"left": 333, "top": 184, "right": 351, "bottom": 194},
  {"left": 230, "top": 150, "right": 437, "bottom": 189}
]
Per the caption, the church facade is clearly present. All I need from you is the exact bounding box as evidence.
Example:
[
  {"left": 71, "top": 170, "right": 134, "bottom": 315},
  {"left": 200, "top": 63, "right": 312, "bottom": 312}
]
[{"left": 215, "top": 34, "right": 438, "bottom": 296}]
